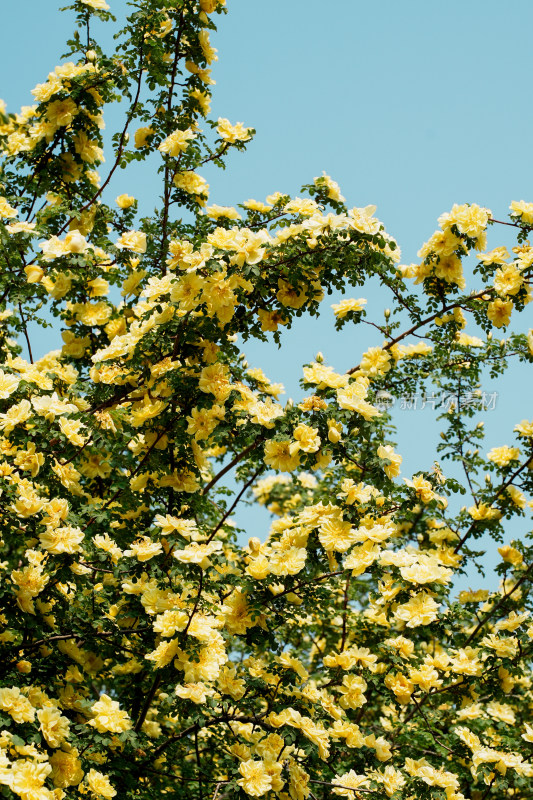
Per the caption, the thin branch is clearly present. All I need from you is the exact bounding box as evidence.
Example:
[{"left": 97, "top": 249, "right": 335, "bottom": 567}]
[
  {"left": 18, "top": 302, "right": 33, "bottom": 363},
  {"left": 464, "top": 560, "right": 533, "bottom": 647},
  {"left": 340, "top": 574, "right": 351, "bottom": 652},
  {"left": 206, "top": 466, "right": 264, "bottom": 544},
  {"left": 454, "top": 453, "right": 533, "bottom": 553},
  {"left": 58, "top": 30, "right": 146, "bottom": 235},
  {"left": 202, "top": 435, "right": 265, "bottom": 496},
  {"left": 347, "top": 288, "right": 492, "bottom": 374},
  {"left": 135, "top": 673, "right": 162, "bottom": 733}
]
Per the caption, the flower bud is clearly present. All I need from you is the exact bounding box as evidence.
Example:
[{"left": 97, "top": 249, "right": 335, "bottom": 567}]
[
  {"left": 24, "top": 265, "right": 44, "bottom": 283},
  {"left": 116, "top": 194, "right": 136, "bottom": 209},
  {"left": 248, "top": 537, "right": 261, "bottom": 554}
]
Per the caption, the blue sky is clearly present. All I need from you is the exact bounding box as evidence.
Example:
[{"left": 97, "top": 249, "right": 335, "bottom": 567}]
[{"left": 2, "top": 1, "right": 532, "bottom": 587}]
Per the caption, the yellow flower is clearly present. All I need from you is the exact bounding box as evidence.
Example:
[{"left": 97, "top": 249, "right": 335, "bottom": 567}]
[
  {"left": 134, "top": 126, "right": 155, "bottom": 148},
  {"left": 186, "top": 404, "right": 225, "bottom": 440},
  {"left": 257, "top": 309, "right": 287, "bottom": 332},
  {"left": 124, "top": 536, "right": 163, "bottom": 562},
  {"left": 439, "top": 202, "right": 490, "bottom": 239},
  {"left": 468, "top": 502, "right": 502, "bottom": 521},
  {"left": 332, "top": 770, "right": 369, "bottom": 798},
  {"left": 487, "top": 445, "right": 520, "bottom": 467},
  {"left": 269, "top": 545, "right": 307, "bottom": 576},
  {"left": 50, "top": 749, "right": 84, "bottom": 788},
  {"left": 404, "top": 474, "right": 436, "bottom": 504},
  {"left": 331, "top": 297, "right": 367, "bottom": 318},
  {"left": 73, "top": 131, "right": 104, "bottom": 163},
  {"left": 514, "top": 419, "right": 533, "bottom": 437},
  {"left": 318, "top": 517, "right": 356, "bottom": 553},
  {"left": 0, "top": 369, "right": 20, "bottom": 399},
  {"left": 217, "top": 117, "right": 252, "bottom": 142},
  {"left": 0, "top": 686, "right": 35, "bottom": 723},
  {"left": 522, "top": 723, "right": 533, "bottom": 743},
  {"left": 487, "top": 298, "right": 513, "bottom": 327},
  {"left": 190, "top": 87, "right": 212, "bottom": 115},
  {"left": 481, "top": 634, "right": 518, "bottom": 659},
  {"left": 477, "top": 246, "right": 510, "bottom": 265},
  {"left": 394, "top": 593, "right": 439, "bottom": 627},
  {"left": 116, "top": 230, "right": 147, "bottom": 253},
  {"left": 494, "top": 264, "right": 523, "bottom": 296},
  {"left": 24, "top": 264, "right": 45, "bottom": 283},
  {"left": 116, "top": 194, "right": 135, "bottom": 209},
  {"left": 173, "top": 541, "right": 222, "bottom": 566},
  {"left": 248, "top": 398, "right": 284, "bottom": 429},
  {"left": 89, "top": 694, "right": 132, "bottom": 733},
  {"left": 510, "top": 199, "right": 533, "bottom": 225},
  {"left": 175, "top": 682, "right": 214, "bottom": 704},
  {"left": 200, "top": 0, "right": 226, "bottom": 12},
  {"left": 205, "top": 204, "right": 241, "bottom": 220},
  {"left": 400, "top": 555, "right": 452, "bottom": 586},
  {"left": 264, "top": 439, "right": 300, "bottom": 472},
  {"left": 384, "top": 672, "right": 414, "bottom": 704},
  {"left": 173, "top": 171, "right": 209, "bottom": 202},
  {"left": 159, "top": 127, "right": 196, "bottom": 156},
  {"left": 344, "top": 541, "right": 380, "bottom": 575},
  {"left": 237, "top": 760, "right": 272, "bottom": 797},
  {"left": 337, "top": 382, "right": 379, "bottom": 421},
  {"left": 86, "top": 769, "right": 116, "bottom": 799},
  {"left": 497, "top": 545, "right": 523, "bottom": 565},
  {"left": 373, "top": 765, "right": 406, "bottom": 797},
  {"left": 0, "top": 196, "right": 18, "bottom": 218},
  {"left": 338, "top": 674, "right": 367, "bottom": 710},
  {"left": 10, "top": 761, "right": 52, "bottom": 798},
  {"left": 377, "top": 444, "right": 402, "bottom": 478},
  {"left": 46, "top": 97, "right": 78, "bottom": 127},
  {"left": 365, "top": 733, "right": 392, "bottom": 761},
  {"left": 290, "top": 423, "right": 321, "bottom": 454},
  {"left": 360, "top": 347, "right": 391, "bottom": 377},
  {"left": 37, "top": 705, "right": 70, "bottom": 747},
  {"left": 314, "top": 171, "right": 345, "bottom": 202},
  {"left": 14, "top": 442, "right": 44, "bottom": 477}
]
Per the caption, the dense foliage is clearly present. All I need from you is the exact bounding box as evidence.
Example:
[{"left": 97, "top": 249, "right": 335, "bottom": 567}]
[{"left": 1, "top": 2, "right": 533, "bottom": 798}]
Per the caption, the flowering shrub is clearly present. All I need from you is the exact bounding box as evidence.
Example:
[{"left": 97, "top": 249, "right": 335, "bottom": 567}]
[{"left": 1, "top": 2, "right": 533, "bottom": 798}]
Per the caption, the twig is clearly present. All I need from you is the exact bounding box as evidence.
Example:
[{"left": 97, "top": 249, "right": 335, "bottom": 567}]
[
  {"left": 202, "top": 436, "right": 265, "bottom": 495},
  {"left": 18, "top": 302, "right": 33, "bottom": 363},
  {"left": 135, "top": 673, "right": 162, "bottom": 733},
  {"left": 206, "top": 466, "right": 264, "bottom": 544}
]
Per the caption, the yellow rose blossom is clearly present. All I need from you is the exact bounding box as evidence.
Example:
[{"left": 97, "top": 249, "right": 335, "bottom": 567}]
[
  {"left": 264, "top": 439, "right": 300, "bottom": 472},
  {"left": 0, "top": 687, "right": 35, "bottom": 723},
  {"left": 116, "top": 230, "right": 147, "bottom": 253},
  {"left": 377, "top": 444, "right": 402, "bottom": 478},
  {"left": 510, "top": 199, "right": 533, "bottom": 224},
  {"left": 89, "top": 694, "right": 132, "bottom": 733},
  {"left": 487, "top": 297, "right": 513, "bottom": 327},
  {"left": 116, "top": 194, "right": 135, "bottom": 209},
  {"left": 331, "top": 297, "right": 367, "bottom": 318},
  {"left": 237, "top": 760, "right": 272, "bottom": 797},
  {"left": 158, "top": 127, "right": 196, "bottom": 156},
  {"left": 487, "top": 445, "right": 520, "bottom": 467},
  {"left": 50, "top": 750, "right": 84, "bottom": 788},
  {"left": 134, "top": 126, "right": 155, "bottom": 148},
  {"left": 394, "top": 593, "right": 439, "bottom": 627},
  {"left": 85, "top": 769, "right": 117, "bottom": 799},
  {"left": 217, "top": 117, "right": 252, "bottom": 142}
]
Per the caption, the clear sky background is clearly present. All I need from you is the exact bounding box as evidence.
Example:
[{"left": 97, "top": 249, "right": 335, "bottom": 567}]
[{"left": 1, "top": 0, "right": 532, "bottom": 589}]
